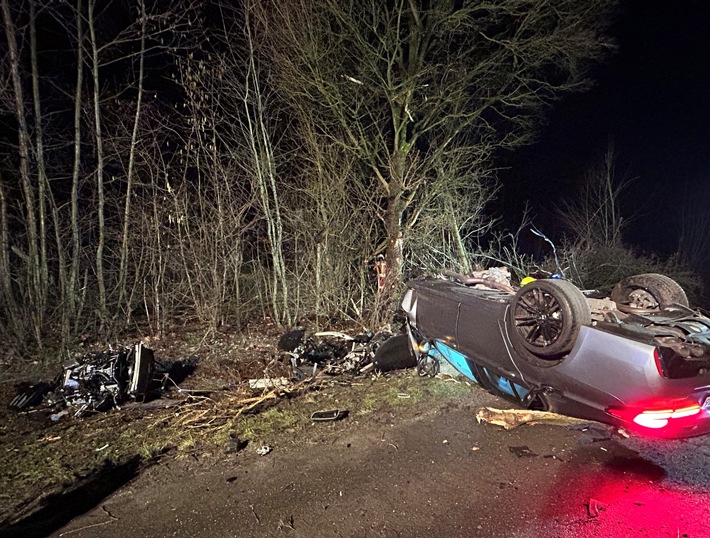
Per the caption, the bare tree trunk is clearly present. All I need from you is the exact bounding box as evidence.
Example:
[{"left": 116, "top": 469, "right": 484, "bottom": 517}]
[
  {"left": 149, "top": 175, "right": 165, "bottom": 336},
  {"left": 447, "top": 198, "right": 472, "bottom": 274},
  {"left": 382, "top": 152, "right": 406, "bottom": 311},
  {"left": 29, "top": 0, "right": 49, "bottom": 324},
  {"left": 315, "top": 241, "right": 323, "bottom": 326},
  {"left": 117, "top": 0, "right": 146, "bottom": 324},
  {"left": 88, "top": 0, "right": 107, "bottom": 329},
  {"left": 2, "top": 0, "right": 43, "bottom": 346},
  {"left": 242, "top": 6, "right": 290, "bottom": 325},
  {"left": 69, "top": 0, "right": 84, "bottom": 337},
  {"left": 0, "top": 178, "right": 22, "bottom": 339}
]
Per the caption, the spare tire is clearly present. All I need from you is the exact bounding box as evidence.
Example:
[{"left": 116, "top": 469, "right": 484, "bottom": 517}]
[
  {"left": 611, "top": 273, "right": 688, "bottom": 312},
  {"left": 507, "top": 279, "right": 591, "bottom": 366}
]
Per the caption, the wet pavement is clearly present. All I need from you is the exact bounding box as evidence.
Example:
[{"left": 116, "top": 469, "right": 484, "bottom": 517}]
[{"left": 48, "top": 390, "right": 710, "bottom": 538}]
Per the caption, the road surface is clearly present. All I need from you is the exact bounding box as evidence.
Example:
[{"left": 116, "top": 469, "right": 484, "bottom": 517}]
[{"left": 47, "top": 389, "right": 710, "bottom": 538}]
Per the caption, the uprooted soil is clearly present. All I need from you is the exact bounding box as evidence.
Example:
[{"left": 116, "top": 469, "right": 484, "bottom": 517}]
[{"left": 0, "top": 321, "right": 475, "bottom": 536}]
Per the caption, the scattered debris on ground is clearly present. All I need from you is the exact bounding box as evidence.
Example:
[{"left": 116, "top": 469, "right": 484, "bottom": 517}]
[
  {"left": 508, "top": 445, "right": 538, "bottom": 458},
  {"left": 311, "top": 409, "right": 348, "bottom": 422},
  {"left": 7, "top": 328, "right": 416, "bottom": 424},
  {"left": 568, "top": 422, "right": 618, "bottom": 444},
  {"left": 151, "top": 330, "right": 406, "bottom": 434},
  {"left": 10, "top": 343, "right": 154, "bottom": 415},
  {"left": 248, "top": 377, "right": 290, "bottom": 390},
  {"left": 0, "top": 323, "right": 471, "bottom": 534},
  {"left": 256, "top": 445, "right": 272, "bottom": 456},
  {"left": 586, "top": 498, "right": 608, "bottom": 518},
  {"left": 279, "top": 329, "right": 397, "bottom": 377},
  {"left": 8, "top": 343, "right": 197, "bottom": 418}
]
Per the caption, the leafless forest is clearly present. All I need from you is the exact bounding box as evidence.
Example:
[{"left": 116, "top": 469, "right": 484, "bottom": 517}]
[{"left": 0, "top": 0, "right": 633, "bottom": 356}]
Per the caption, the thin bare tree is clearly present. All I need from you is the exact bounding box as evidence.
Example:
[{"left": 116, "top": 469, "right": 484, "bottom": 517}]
[
  {"left": 1, "top": 0, "right": 45, "bottom": 346},
  {"left": 557, "top": 143, "right": 630, "bottom": 249}
]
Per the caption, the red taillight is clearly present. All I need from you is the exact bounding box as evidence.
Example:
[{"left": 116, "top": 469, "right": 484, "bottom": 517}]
[
  {"left": 608, "top": 399, "right": 701, "bottom": 430},
  {"left": 632, "top": 405, "right": 701, "bottom": 429}
]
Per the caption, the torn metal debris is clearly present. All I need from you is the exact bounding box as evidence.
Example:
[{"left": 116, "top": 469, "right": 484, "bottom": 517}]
[
  {"left": 10, "top": 343, "right": 170, "bottom": 417},
  {"left": 10, "top": 327, "right": 417, "bottom": 421},
  {"left": 55, "top": 343, "right": 154, "bottom": 412},
  {"left": 279, "top": 330, "right": 411, "bottom": 379}
]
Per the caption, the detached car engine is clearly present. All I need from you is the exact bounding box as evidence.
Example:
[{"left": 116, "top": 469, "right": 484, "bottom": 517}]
[{"left": 10, "top": 343, "right": 155, "bottom": 416}]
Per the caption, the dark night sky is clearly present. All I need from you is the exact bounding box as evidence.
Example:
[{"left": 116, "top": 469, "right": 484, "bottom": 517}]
[
  {"left": 500, "top": 0, "right": 710, "bottom": 257},
  {"left": 4, "top": 1, "right": 708, "bottom": 259}
]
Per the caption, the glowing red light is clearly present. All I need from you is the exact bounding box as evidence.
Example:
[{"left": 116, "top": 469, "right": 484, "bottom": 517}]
[{"left": 609, "top": 401, "right": 701, "bottom": 430}]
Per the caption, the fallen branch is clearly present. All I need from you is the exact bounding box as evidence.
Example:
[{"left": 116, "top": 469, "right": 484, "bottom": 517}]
[
  {"left": 475, "top": 407, "right": 594, "bottom": 430},
  {"left": 165, "top": 373, "right": 328, "bottom": 432}
]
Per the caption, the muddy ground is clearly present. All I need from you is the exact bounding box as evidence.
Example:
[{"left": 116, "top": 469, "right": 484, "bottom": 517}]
[
  {"left": 3, "top": 324, "right": 710, "bottom": 537},
  {"left": 0, "top": 322, "right": 285, "bottom": 526}
]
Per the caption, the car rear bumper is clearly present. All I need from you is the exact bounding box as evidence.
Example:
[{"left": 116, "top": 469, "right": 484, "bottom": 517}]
[{"left": 606, "top": 393, "right": 710, "bottom": 439}]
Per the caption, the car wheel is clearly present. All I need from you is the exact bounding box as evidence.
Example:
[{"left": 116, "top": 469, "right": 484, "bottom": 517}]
[
  {"left": 508, "top": 279, "right": 591, "bottom": 365},
  {"left": 610, "top": 273, "right": 688, "bottom": 312},
  {"left": 373, "top": 334, "right": 417, "bottom": 371}
]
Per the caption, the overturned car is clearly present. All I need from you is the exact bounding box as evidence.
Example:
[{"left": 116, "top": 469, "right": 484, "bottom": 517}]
[{"left": 403, "top": 271, "right": 710, "bottom": 438}]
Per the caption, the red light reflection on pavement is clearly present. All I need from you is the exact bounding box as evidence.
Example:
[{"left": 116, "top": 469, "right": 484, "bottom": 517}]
[{"left": 535, "top": 454, "right": 710, "bottom": 537}]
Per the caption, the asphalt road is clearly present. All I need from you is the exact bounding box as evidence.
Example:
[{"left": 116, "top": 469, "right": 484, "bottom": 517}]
[{"left": 51, "top": 389, "right": 710, "bottom": 538}]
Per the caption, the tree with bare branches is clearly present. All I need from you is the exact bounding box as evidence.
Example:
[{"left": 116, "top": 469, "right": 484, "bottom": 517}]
[
  {"left": 0, "top": 0, "right": 198, "bottom": 351},
  {"left": 255, "top": 0, "right": 618, "bottom": 312},
  {"left": 557, "top": 143, "right": 630, "bottom": 250}
]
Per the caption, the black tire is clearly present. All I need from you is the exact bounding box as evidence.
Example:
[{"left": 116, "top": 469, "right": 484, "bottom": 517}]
[
  {"left": 507, "top": 279, "right": 591, "bottom": 366},
  {"left": 611, "top": 273, "right": 688, "bottom": 312},
  {"left": 373, "top": 334, "right": 417, "bottom": 372}
]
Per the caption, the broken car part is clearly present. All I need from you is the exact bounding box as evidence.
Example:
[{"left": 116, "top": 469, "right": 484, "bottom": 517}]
[
  {"left": 310, "top": 409, "right": 348, "bottom": 422},
  {"left": 11, "top": 343, "right": 158, "bottom": 417},
  {"left": 51, "top": 343, "right": 155, "bottom": 415},
  {"left": 372, "top": 334, "right": 417, "bottom": 372},
  {"left": 282, "top": 329, "right": 414, "bottom": 379}
]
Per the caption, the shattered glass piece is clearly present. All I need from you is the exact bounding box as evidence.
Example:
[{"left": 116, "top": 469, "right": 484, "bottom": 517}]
[{"left": 256, "top": 445, "right": 272, "bottom": 456}]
